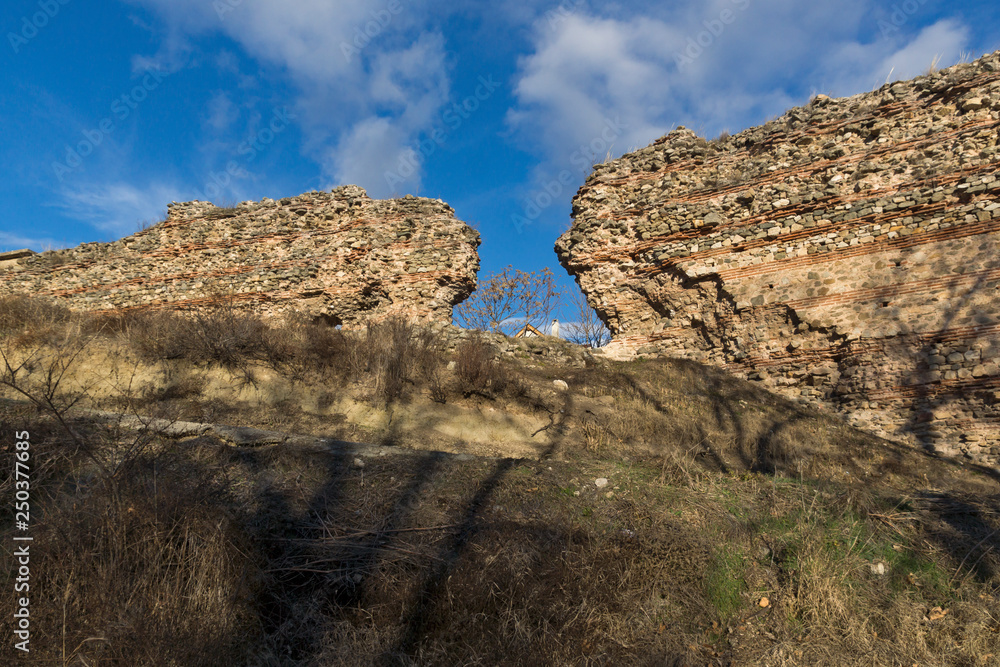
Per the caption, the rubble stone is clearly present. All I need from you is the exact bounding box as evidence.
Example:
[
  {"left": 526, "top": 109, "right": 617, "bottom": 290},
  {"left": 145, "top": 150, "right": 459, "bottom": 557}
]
[
  {"left": 557, "top": 51, "right": 1000, "bottom": 464},
  {"left": 0, "top": 186, "right": 480, "bottom": 327}
]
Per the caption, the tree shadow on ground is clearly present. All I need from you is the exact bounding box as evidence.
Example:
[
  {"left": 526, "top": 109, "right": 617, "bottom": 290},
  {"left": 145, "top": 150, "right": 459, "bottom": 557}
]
[
  {"left": 224, "top": 391, "right": 578, "bottom": 666},
  {"left": 382, "top": 391, "right": 574, "bottom": 664}
]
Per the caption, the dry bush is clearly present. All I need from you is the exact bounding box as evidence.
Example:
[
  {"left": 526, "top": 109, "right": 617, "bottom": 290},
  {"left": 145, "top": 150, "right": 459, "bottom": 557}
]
[
  {"left": 455, "top": 265, "right": 563, "bottom": 336},
  {"left": 360, "top": 318, "right": 409, "bottom": 403},
  {"left": 88, "top": 309, "right": 192, "bottom": 361},
  {"left": 347, "top": 317, "right": 443, "bottom": 405},
  {"left": 297, "top": 320, "right": 349, "bottom": 371},
  {"left": 0, "top": 331, "right": 261, "bottom": 664},
  {"left": 99, "top": 304, "right": 291, "bottom": 372},
  {"left": 250, "top": 315, "right": 351, "bottom": 383},
  {"left": 186, "top": 303, "right": 291, "bottom": 369},
  {"left": 0, "top": 328, "right": 98, "bottom": 473},
  {"left": 142, "top": 372, "right": 209, "bottom": 404},
  {"left": 565, "top": 287, "right": 611, "bottom": 348},
  {"left": 454, "top": 334, "right": 494, "bottom": 387},
  {"left": 0, "top": 442, "right": 259, "bottom": 666},
  {"left": 0, "top": 404, "right": 72, "bottom": 525},
  {"left": 454, "top": 335, "right": 526, "bottom": 399},
  {"left": 0, "top": 295, "right": 73, "bottom": 348}
]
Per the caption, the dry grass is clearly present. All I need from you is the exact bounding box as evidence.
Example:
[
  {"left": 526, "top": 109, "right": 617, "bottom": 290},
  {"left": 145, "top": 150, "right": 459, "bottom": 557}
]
[
  {"left": 454, "top": 334, "right": 527, "bottom": 400},
  {"left": 350, "top": 316, "right": 441, "bottom": 405},
  {"left": 13, "top": 446, "right": 254, "bottom": 665},
  {"left": 0, "top": 295, "right": 73, "bottom": 348},
  {"left": 0, "top": 295, "right": 998, "bottom": 665},
  {"left": 87, "top": 305, "right": 290, "bottom": 370}
]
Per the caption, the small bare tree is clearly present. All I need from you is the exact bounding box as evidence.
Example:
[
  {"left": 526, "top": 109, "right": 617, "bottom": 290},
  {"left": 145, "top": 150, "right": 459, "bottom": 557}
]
[
  {"left": 456, "top": 266, "right": 563, "bottom": 336},
  {"left": 565, "top": 288, "right": 611, "bottom": 348}
]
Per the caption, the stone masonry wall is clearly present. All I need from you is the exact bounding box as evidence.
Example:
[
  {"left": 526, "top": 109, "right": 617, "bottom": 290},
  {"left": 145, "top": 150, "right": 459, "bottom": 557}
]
[
  {"left": 0, "top": 186, "right": 480, "bottom": 327},
  {"left": 556, "top": 51, "right": 1000, "bottom": 463}
]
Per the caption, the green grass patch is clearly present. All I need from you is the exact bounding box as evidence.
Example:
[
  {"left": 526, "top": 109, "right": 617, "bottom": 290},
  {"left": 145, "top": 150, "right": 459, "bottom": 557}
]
[{"left": 705, "top": 546, "right": 748, "bottom": 620}]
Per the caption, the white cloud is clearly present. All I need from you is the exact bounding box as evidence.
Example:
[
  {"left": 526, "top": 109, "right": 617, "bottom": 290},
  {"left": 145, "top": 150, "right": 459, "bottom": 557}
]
[
  {"left": 508, "top": 14, "right": 684, "bottom": 162},
  {"left": 507, "top": 3, "right": 973, "bottom": 192},
  {"left": 322, "top": 33, "right": 452, "bottom": 197},
  {"left": 128, "top": 0, "right": 452, "bottom": 195},
  {"left": 205, "top": 92, "right": 239, "bottom": 132},
  {"left": 56, "top": 182, "right": 185, "bottom": 237},
  {"left": 0, "top": 232, "right": 62, "bottom": 253},
  {"left": 329, "top": 117, "right": 419, "bottom": 197},
  {"left": 827, "top": 19, "right": 970, "bottom": 94},
  {"left": 200, "top": 0, "right": 376, "bottom": 83},
  {"left": 117, "top": 0, "right": 975, "bottom": 213}
]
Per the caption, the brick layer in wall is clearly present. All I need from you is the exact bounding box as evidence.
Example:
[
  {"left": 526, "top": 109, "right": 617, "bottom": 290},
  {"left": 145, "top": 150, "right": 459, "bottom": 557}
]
[
  {"left": 0, "top": 185, "right": 481, "bottom": 327},
  {"left": 556, "top": 51, "right": 1000, "bottom": 463}
]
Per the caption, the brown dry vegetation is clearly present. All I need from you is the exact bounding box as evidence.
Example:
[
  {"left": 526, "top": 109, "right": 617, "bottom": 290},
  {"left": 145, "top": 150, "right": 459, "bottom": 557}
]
[{"left": 0, "top": 296, "right": 998, "bottom": 666}]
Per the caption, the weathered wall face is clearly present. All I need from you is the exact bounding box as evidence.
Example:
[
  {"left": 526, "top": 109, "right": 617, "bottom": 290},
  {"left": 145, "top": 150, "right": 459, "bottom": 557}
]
[
  {"left": 557, "top": 52, "right": 1000, "bottom": 463},
  {"left": 0, "top": 186, "right": 480, "bottom": 326}
]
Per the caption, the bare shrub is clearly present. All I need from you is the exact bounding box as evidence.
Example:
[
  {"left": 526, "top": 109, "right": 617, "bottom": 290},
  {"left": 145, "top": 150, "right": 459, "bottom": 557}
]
[
  {"left": 92, "top": 304, "right": 291, "bottom": 372},
  {"left": 0, "top": 324, "right": 104, "bottom": 476},
  {"left": 364, "top": 318, "right": 410, "bottom": 403},
  {"left": 455, "top": 266, "right": 563, "bottom": 336},
  {"left": 565, "top": 288, "right": 611, "bottom": 348},
  {"left": 257, "top": 316, "right": 350, "bottom": 382},
  {"left": 186, "top": 303, "right": 288, "bottom": 369},
  {"left": 144, "top": 372, "right": 208, "bottom": 403},
  {"left": 348, "top": 317, "right": 443, "bottom": 405},
  {"left": 454, "top": 335, "right": 525, "bottom": 398},
  {"left": 90, "top": 309, "right": 191, "bottom": 361},
  {"left": 4, "top": 446, "right": 258, "bottom": 665},
  {"left": 0, "top": 295, "right": 73, "bottom": 348},
  {"left": 0, "top": 405, "right": 70, "bottom": 516},
  {"left": 427, "top": 367, "right": 448, "bottom": 404},
  {"left": 300, "top": 321, "right": 348, "bottom": 369},
  {"left": 454, "top": 335, "right": 495, "bottom": 388},
  {"left": 0, "top": 314, "right": 260, "bottom": 663}
]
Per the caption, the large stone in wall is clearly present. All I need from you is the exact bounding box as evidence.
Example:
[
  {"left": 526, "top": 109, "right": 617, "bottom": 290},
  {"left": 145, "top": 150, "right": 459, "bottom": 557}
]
[
  {"left": 0, "top": 186, "right": 480, "bottom": 326},
  {"left": 557, "top": 51, "right": 1000, "bottom": 463}
]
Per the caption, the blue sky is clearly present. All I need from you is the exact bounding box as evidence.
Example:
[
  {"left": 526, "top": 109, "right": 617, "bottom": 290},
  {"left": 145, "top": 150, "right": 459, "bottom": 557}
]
[{"left": 2, "top": 0, "right": 998, "bottom": 322}]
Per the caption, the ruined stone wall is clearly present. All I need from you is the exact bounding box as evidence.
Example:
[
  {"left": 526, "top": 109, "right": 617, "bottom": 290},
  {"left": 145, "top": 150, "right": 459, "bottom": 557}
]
[
  {"left": 557, "top": 51, "right": 1000, "bottom": 463},
  {"left": 0, "top": 186, "right": 480, "bottom": 326}
]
